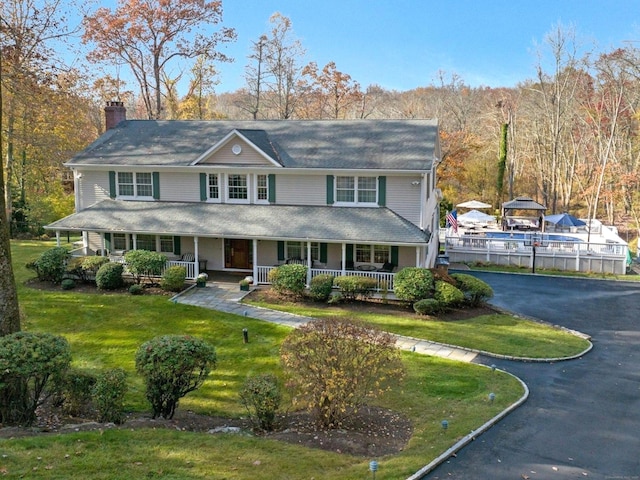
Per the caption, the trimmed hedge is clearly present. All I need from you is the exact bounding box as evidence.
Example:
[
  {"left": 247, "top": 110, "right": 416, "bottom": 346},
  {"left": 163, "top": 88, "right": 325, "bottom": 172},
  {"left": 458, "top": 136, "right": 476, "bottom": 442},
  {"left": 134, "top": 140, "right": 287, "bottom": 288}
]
[
  {"left": 308, "top": 274, "right": 335, "bottom": 302},
  {"left": 333, "top": 275, "right": 378, "bottom": 301},
  {"left": 393, "top": 267, "right": 434, "bottom": 303},
  {"left": 451, "top": 273, "right": 494, "bottom": 306},
  {"left": 268, "top": 264, "right": 307, "bottom": 297},
  {"left": 413, "top": 298, "right": 443, "bottom": 315},
  {"left": 161, "top": 265, "right": 187, "bottom": 292},
  {"left": 28, "top": 247, "right": 69, "bottom": 283},
  {"left": 96, "top": 262, "right": 125, "bottom": 290},
  {"left": 434, "top": 280, "right": 465, "bottom": 308}
]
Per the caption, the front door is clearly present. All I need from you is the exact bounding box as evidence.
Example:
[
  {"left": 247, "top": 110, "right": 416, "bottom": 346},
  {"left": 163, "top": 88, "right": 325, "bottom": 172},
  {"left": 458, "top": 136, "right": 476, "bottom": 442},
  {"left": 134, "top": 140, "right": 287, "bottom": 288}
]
[{"left": 224, "top": 239, "right": 252, "bottom": 269}]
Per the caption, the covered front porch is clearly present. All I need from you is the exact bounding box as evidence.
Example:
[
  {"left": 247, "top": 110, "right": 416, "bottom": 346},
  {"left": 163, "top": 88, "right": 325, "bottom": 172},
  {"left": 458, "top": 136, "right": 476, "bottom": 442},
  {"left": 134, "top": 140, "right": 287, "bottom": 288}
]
[{"left": 46, "top": 200, "right": 437, "bottom": 292}]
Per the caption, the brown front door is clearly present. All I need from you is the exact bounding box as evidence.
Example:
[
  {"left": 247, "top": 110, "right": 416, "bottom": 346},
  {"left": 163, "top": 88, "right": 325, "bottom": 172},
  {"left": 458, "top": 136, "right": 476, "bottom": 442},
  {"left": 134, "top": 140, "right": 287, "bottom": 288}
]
[{"left": 224, "top": 239, "right": 252, "bottom": 269}]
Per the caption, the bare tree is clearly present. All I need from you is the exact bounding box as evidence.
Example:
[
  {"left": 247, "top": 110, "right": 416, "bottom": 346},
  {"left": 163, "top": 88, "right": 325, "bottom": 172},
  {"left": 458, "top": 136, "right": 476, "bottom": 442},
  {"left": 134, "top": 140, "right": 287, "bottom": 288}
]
[{"left": 83, "top": 0, "right": 236, "bottom": 120}]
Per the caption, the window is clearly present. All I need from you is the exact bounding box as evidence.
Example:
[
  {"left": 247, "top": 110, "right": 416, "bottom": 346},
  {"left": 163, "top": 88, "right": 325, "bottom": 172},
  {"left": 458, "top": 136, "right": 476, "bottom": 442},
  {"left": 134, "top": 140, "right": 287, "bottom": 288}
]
[
  {"left": 159, "top": 236, "right": 174, "bottom": 253},
  {"left": 256, "top": 174, "right": 268, "bottom": 201},
  {"left": 227, "top": 174, "right": 248, "bottom": 201},
  {"left": 113, "top": 233, "right": 127, "bottom": 251},
  {"left": 286, "top": 241, "right": 319, "bottom": 261},
  {"left": 136, "top": 235, "right": 155, "bottom": 251},
  {"left": 208, "top": 174, "right": 219, "bottom": 200},
  {"left": 356, "top": 244, "right": 390, "bottom": 264},
  {"left": 117, "top": 172, "right": 153, "bottom": 198},
  {"left": 335, "top": 176, "right": 377, "bottom": 205}
]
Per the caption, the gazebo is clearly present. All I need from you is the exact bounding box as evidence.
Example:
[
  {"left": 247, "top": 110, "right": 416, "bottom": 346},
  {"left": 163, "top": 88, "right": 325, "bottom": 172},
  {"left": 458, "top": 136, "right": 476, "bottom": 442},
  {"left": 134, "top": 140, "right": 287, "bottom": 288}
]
[{"left": 501, "top": 197, "right": 547, "bottom": 232}]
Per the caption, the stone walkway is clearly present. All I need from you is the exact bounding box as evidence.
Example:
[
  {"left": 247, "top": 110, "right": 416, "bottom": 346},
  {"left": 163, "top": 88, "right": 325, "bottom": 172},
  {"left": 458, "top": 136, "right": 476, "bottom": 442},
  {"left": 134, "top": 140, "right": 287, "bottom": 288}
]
[{"left": 173, "top": 282, "right": 479, "bottom": 363}]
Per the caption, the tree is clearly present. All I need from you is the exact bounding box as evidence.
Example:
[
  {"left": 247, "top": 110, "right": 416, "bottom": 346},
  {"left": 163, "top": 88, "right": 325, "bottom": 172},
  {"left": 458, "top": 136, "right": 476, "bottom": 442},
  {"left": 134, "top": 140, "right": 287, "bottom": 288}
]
[
  {"left": 82, "top": 0, "right": 236, "bottom": 120},
  {"left": 299, "top": 61, "right": 362, "bottom": 119},
  {"left": 280, "top": 318, "right": 404, "bottom": 429}
]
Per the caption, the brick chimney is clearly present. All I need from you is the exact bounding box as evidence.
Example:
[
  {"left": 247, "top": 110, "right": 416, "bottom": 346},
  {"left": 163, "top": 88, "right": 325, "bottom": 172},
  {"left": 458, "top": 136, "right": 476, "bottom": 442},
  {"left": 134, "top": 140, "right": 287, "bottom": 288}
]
[{"left": 104, "top": 101, "right": 126, "bottom": 130}]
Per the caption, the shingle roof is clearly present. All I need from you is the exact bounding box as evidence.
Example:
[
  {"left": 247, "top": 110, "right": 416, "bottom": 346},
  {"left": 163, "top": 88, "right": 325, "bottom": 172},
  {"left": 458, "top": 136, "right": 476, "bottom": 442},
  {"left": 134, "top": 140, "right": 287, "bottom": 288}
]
[
  {"left": 67, "top": 119, "right": 439, "bottom": 171},
  {"left": 45, "top": 200, "right": 430, "bottom": 245},
  {"left": 502, "top": 197, "right": 547, "bottom": 211}
]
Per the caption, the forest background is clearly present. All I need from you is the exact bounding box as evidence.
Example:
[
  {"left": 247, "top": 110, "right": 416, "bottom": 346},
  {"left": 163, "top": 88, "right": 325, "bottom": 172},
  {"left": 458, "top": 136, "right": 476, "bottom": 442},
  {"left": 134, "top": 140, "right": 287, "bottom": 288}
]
[{"left": 2, "top": 0, "right": 640, "bottom": 252}]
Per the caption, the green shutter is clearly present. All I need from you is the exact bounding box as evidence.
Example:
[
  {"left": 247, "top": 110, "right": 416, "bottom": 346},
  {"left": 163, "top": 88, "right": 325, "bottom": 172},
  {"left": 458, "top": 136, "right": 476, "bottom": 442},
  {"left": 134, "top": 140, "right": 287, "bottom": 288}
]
[
  {"left": 268, "top": 174, "right": 276, "bottom": 203},
  {"left": 104, "top": 232, "right": 111, "bottom": 252},
  {"left": 378, "top": 176, "right": 386, "bottom": 206},
  {"left": 152, "top": 172, "right": 160, "bottom": 199},
  {"left": 108, "top": 171, "right": 116, "bottom": 198},
  {"left": 173, "top": 236, "right": 181, "bottom": 256},
  {"left": 200, "top": 173, "right": 207, "bottom": 201},
  {"left": 391, "top": 246, "right": 399, "bottom": 266},
  {"left": 320, "top": 243, "right": 328, "bottom": 263},
  {"left": 277, "top": 241, "right": 285, "bottom": 261},
  {"left": 346, "top": 244, "right": 354, "bottom": 262},
  {"left": 326, "top": 175, "right": 334, "bottom": 204}
]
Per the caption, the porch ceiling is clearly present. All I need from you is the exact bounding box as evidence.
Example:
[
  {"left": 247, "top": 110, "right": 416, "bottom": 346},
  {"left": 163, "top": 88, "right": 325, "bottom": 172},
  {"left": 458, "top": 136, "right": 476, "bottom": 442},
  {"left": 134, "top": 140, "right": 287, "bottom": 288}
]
[{"left": 45, "top": 200, "right": 430, "bottom": 245}]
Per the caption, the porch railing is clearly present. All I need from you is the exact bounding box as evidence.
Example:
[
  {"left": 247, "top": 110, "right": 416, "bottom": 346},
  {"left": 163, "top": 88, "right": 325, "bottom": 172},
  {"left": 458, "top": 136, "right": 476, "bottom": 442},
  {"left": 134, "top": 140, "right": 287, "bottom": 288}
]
[{"left": 256, "top": 266, "right": 396, "bottom": 292}]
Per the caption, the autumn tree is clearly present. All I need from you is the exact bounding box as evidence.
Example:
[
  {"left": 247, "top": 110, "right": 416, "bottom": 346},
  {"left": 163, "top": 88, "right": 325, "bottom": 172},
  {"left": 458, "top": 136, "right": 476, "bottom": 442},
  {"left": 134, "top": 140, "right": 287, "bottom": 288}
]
[
  {"left": 298, "top": 61, "right": 362, "bottom": 119},
  {"left": 83, "top": 0, "right": 236, "bottom": 120}
]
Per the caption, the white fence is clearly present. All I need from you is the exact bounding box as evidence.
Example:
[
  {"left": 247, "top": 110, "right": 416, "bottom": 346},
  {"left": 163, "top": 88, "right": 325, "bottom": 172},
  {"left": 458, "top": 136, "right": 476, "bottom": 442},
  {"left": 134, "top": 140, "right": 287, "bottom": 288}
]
[
  {"left": 256, "top": 266, "right": 396, "bottom": 292},
  {"left": 445, "top": 235, "right": 629, "bottom": 275}
]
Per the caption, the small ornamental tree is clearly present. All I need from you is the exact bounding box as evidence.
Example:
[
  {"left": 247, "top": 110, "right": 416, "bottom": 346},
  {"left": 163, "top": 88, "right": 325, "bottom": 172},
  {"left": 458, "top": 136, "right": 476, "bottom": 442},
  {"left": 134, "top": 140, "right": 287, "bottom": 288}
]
[
  {"left": 280, "top": 318, "right": 404, "bottom": 429},
  {"left": 93, "top": 368, "right": 128, "bottom": 424},
  {"left": 124, "top": 250, "right": 167, "bottom": 284},
  {"left": 393, "top": 267, "right": 435, "bottom": 303},
  {"left": 135, "top": 335, "right": 217, "bottom": 419},
  {"left": 0, "top": 332, "right": 71, "bottom": 426}
]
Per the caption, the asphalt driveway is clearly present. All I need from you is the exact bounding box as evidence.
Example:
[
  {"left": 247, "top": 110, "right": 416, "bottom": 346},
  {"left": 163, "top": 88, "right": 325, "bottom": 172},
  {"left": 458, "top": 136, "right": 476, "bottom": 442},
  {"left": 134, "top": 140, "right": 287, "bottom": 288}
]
[{"left": 424, "top": 272, "right": 640, "bottom": 480}]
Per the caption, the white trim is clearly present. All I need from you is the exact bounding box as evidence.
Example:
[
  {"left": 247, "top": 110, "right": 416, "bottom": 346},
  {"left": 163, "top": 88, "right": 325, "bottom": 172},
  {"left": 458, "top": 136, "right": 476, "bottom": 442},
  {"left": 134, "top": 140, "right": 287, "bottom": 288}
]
[{"left": 334, "top": 175, "right": 379, "bottom": 207}]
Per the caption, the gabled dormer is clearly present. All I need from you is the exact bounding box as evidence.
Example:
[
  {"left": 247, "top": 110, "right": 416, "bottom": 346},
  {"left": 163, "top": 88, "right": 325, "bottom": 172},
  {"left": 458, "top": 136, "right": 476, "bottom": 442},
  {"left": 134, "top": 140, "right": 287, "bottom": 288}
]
[{"left": 191, "top": 129, "right": 284, "bottom": 167}]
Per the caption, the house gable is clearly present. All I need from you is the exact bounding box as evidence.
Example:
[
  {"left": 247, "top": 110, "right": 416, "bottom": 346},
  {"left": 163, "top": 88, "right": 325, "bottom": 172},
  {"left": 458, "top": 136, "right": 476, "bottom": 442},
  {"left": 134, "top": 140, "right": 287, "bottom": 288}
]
[{"left": 191, "top": 130, "right": 283, "bottom": 167}]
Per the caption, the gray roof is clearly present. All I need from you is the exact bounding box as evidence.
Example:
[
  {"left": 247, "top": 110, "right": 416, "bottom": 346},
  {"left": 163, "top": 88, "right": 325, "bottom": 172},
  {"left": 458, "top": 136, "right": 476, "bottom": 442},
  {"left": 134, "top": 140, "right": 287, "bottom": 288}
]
[
  {"left": 45, "top": 200, "right": 430, "bottom": 245},
  {"left": 502, "top": 197, "right": 547, "bottom": 211},
  {"left": 67, "top": 119, "right": 439, "bottom": 171}
]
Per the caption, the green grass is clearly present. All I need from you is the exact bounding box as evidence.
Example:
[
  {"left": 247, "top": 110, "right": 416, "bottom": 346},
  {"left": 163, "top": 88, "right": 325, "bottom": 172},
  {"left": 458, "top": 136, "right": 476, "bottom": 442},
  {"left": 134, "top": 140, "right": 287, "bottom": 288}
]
[
  {"left": 245, "top": 297, "right": 591, "bottom": 359},
  {"left": 0, "top": 239, "right": 526, "bottom": 479}
]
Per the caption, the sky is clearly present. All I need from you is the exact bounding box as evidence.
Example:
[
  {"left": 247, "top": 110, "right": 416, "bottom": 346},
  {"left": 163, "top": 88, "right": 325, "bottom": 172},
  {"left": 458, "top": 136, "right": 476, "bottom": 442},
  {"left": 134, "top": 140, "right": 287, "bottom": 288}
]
[{"left": 206, "top": 0, "right": 640, "bottom": 92}]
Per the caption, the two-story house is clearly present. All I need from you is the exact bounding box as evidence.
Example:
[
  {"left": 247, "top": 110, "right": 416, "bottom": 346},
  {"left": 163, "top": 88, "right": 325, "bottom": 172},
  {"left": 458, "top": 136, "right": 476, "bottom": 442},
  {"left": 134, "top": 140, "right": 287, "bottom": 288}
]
[{"left": 46, "top": 102, "right": 442, "bottom": 290}]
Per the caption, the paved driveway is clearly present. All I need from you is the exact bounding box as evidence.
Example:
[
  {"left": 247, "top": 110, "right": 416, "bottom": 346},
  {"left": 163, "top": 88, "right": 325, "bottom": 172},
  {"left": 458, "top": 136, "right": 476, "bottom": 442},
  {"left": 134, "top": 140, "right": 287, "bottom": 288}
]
[{"left": 424, "top": 272, "right": 640, "bottom": 480}]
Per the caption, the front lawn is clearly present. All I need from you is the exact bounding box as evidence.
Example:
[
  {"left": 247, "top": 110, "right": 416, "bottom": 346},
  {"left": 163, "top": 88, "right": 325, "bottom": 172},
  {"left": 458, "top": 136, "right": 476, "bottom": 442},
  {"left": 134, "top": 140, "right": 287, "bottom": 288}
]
[
  {"left": 0, "top": 240, "right": 527, "bottom": 479},
  {"left": 245, "top": 291, "right": 591, "bottom": 359}
]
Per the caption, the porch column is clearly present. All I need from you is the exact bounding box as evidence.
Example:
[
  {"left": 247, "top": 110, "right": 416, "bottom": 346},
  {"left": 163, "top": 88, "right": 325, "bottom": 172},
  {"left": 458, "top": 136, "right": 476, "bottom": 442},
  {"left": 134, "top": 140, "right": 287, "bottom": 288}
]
[
  {"left": 132, "top": 234, "right": 137, "bottom": 250},
  {"left": 306, "top": 241, "right": 312, "bottom": 285},
  {"left": 415, "top": 246, "right": 420, "bottom": 267},
  {"left": 55, "top": 231, "right": 61, "bottom": 247},
  {"left": 341, "top": 243, "right": 346, "bottom": 275},
  {"left": 100, "top": 233, "right": 106, "bottom": 256},
  {"left": 252, "top": 239, "right": 258, "bottom": 283},
  {"left": 194, "top": 236, "right": 200, "bottom": 277}
]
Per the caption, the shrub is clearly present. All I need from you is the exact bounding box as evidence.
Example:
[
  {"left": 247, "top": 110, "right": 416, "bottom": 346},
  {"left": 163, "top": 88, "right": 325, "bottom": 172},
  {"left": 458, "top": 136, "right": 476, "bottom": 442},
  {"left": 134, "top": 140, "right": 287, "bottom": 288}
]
[
  {"left": 280, "top": 318, "right": 404, "bottom": 429},
  {"left": 28, "top": 247, "right": 69, "bottom": 283},
  {"left": 308, "top": 274, "right": 335, "bottom": 302},
  {"left": 434, "top": 280, "right": 465, "bottom": 308},
  {"left": 239, "top": 374, "right": 282, "bottom": 432},
  {"left": 65, "top": 256, "right": 109, "bottom": 283},
  {"left": 161, "top": 266, "right": 187, "bottom": 292},
  {"left": 135, "top": 335, "right": 217, "bottom": 419},
  {"left": 451, "top": 273, "right": 494, "bottom": 306},
  {"left": 96, "top": 262, "right": 125, "bottom": 290},
  {"left": 393, "top": 267, "right": 434, "bottom": 303},
  {"left": 61, "top": 278, "right": 76, "bottom": 290},
  {"left": 268, "top": 264, "right": 307, "bottom": 297},
  {"left": 0, "top": 332, "right": 71, "bottom": 426},
  {"left": 124, "top": 250, "right": 167, "bottom": 284},
  {"left": 128, "top": 284, "right": 144, "bottom": 295},
  {"left": 93, "top": 368, "right": 128, "bottom": 424},
  {"left": 57, "top": 368, "right": 97, "bottom": 416},
  {"left": 413, "top": 298, "right": 443, "bottom": 316},
  {"left": 333, "top": 275, "right": 378, "bottom": 301}
]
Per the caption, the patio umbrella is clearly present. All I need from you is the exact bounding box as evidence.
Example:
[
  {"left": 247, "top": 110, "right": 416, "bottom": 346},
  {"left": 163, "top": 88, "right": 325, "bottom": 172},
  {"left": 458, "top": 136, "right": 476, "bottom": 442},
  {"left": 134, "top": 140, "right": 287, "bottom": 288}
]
[
  {"left": 545, "top": 213, "right": 586, "bottom": 227},
  {"left": 456, "top": 200, "right": 492, "bottom": 209},
  {"left": 457, "top": 209, "right": 496, "bottom": 224}
]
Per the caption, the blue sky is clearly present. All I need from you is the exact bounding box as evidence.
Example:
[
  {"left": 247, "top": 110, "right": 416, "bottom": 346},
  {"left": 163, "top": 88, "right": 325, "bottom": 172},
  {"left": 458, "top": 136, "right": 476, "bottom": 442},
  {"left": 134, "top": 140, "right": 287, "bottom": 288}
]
[{"left": 211, "top": 0, "right": 640, "bottom": 92}]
